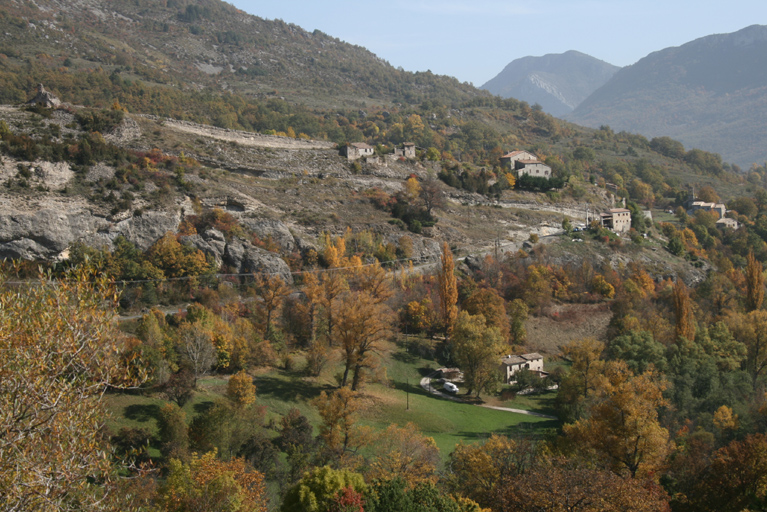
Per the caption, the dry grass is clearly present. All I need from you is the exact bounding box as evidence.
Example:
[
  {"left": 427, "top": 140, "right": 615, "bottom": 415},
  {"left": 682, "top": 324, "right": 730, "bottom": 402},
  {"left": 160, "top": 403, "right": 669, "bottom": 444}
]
[{"left": 523, "top": 302, "right": 612, "bottom": 355}]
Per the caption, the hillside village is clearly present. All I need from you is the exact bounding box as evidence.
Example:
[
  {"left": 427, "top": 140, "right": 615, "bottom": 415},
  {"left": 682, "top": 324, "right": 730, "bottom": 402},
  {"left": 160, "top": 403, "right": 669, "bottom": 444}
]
[{"left": 3, "top": 2, "right": 767, "bottom": 511}]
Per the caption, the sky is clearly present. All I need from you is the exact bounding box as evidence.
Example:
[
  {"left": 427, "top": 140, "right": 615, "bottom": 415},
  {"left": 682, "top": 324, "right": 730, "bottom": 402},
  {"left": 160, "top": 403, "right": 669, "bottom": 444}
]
[{"left": 228, "top": 0, "right": 767, "bottom": 86}]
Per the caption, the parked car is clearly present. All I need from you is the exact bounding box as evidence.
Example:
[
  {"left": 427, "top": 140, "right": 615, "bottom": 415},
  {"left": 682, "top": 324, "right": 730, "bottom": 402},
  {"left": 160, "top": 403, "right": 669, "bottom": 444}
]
[{"left": 443, "top": 382, "right": 459, "bottom": 394}]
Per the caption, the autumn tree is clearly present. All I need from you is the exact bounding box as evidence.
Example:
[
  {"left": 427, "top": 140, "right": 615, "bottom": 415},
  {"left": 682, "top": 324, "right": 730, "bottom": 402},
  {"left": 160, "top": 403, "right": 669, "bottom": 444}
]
[
  {"left": 157, "top": 403, "right": 190, "bottom": 461},
  {"left": 556, "top": 338, "right": 606, "bottom": 421},
  {"left": 674, "top": 280, "right": 696, "bottom": 342},
  {"left": 438, "top": 242, "right": 459, "bottom": 336},
  {"left": 158, "top": 451, "right": 267, "bottom": 512},
  {"left": 227, "top": 370, "right": 257, "bottom": 407},
  {"left": 497, "top": 457, "right": 671, "bottom": 512},
  {"left": 678, "top": 433, "right": 767, "bottom": 512},
  {"left": 178, "top": 320, "right": 216, "bottom": 385},
  {"left": 254, "top": 273, "right": 291, "bottom": 338},
  {"left": 727, "top": 309, "right": 767, "bottom": 389},
  {"left": 463, "top": 287, "right": 511, "bottom": 340},
  {"left": 447, "top": 435, "right": 536, "bottom": 510},
  {"left": 450, "top": 311, "right": 505, "bottom": 397},
  {"left": 0, "top": 269, "right": 143, "bottom": 511},
  {"left": 336, "top": 291, "right": 392, "bottom": 390},
  {"left": 314, "top": 388, "right": 370, "bottom": 462},
  {"left": 745, "top": 251, "right": 764, "bottom": 312},
  {"left": 563, "top": 362, "right": 671, "bottom": 479},
  {"left": 281, "top": 466, "right": 367, "bottom": 512},
  {"left": 365, "top": 423, "right": 440, "bottom": 485}
]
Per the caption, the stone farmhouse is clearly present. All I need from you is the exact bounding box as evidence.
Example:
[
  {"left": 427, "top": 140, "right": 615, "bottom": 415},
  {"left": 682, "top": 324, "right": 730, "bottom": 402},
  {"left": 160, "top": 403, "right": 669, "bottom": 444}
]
[
  {"left": 500, "top": 150, "right": 552, "bottom": 179},
  {"left": 716, "top": 217, "right": 739, "bottom": 230},
  {"left": 598, "top": 208, "right": 632, "bottom": 233},
  {"left": 500, "top": 353, "right": 545, "bottom": 384},
  {"left": 394, "top": 142, "right": 416, "bottom": 159},
  {"left": 341, "top": 142, "right": 374, "bottom": 161},
  {"left": 689, "top": 200, "right": 727, "bottom": 219}
]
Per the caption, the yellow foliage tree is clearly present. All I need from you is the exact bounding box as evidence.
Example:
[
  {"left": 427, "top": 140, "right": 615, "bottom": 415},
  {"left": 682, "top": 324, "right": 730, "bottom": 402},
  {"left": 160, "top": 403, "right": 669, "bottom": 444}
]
[
  {"left": 0, "top": 269, "right": 144, "bottom": 511},
  {"left": 438, "top": 242, "right": 458, "bottom": 336},
  {"left": 366, "top": 423, "right": 440, "bottom": 485},
  {"left": 563, "top": 362, "right": 671, "bottom": 479},
  {"left": 159, "top": 451, "right": 267, "bottom": 512},
  {"left": 227, "top": 371, "right": 257, "bottom": 407},
  {"left": 745, "top": 251, "right": 764, "bottom": 312}
]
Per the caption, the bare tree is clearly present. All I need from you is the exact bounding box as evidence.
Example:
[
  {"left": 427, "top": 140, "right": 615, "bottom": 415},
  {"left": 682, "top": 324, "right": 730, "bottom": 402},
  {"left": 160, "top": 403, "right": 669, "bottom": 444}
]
[{"left": 179, "top": 322, "right": 216, "bottom": 385}]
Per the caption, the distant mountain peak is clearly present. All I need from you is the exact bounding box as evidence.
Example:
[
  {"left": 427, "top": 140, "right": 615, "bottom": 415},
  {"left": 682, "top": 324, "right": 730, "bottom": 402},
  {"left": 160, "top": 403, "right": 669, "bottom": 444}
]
[
  {"left": 481, "top": 51, "right": 619, "bottom": 117},
  {"left": 568, "top": 24, "right": 767, "bottom": 168}
]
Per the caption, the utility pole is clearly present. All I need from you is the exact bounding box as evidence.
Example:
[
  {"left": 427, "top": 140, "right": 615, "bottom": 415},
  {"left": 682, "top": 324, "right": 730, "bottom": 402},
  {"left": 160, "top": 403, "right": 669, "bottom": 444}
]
[{"left": 406, "top": 377, "right": 410, "bottom": 410}]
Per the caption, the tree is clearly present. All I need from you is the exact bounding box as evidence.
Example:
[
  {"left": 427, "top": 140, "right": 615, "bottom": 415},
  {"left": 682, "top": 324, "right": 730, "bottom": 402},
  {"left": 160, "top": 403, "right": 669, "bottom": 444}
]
[
  {"left": 254, "top": 273, "right": 291, "bottom": 338},
  {"left": 563, "top": 362, "right": 671, "bottom": 479},
  {"left": 157, "top": 402, "right": 189, "bottom": 462},
  {"left": 674, "top": 280, "right": 696, "bottom": 342},
  {"left": 447, "top": 435, "right": 534, "bottom": 510},
  {"left": 438, "top": 242, "right": 459, "bottom": 336},
  {"left": 450, "top": 311, "right": 504, "bottom": 397},
  {"left": 365, "top": 423, "right": 440, "bottom": 485},
  {"left": 336, "top": 291, "right": 392, "bottom": 390},
  {"left": 178, "top": 320, "right": 216, "bottom": 385},
  {"left": 606, "top": 330, "right": 667, "bottom": 373},
  {"left": 680, "top": 434, "right": 767, "bottom": 512},
  {"left": 227, "top": 370, "right": 256, "bottom": 407},
  {"left": 556, "top": 338, "right": 606, "bottom": 421},
  {"left": 281, "top": 466, "right": 367, "bottom": 512},
  {"left": 0, "top": 269, "right": 143, "bottom": 511},
  {"left": 728, "top": 310, "right": 767, "bottom": 389},
  {"left": 508, "top": 299, "right": 528, "bottom": 345},
  {"left": 419, "top": 172, "right": 446, "bottom": 216},
  {"left": 497, "top": 457, "right": 671, "bottom": 512},
  {"left": 463, "top": 287, "right": 511, "bottom": 340},
  {"left": 745, "top": 251, "right": 764, "bottom": 312},
  {"left": 314, "top": 388, "right": 369, "bottom": 461},
  {"left": 158, "top": 451, "right": 268, "bottom": 512}
]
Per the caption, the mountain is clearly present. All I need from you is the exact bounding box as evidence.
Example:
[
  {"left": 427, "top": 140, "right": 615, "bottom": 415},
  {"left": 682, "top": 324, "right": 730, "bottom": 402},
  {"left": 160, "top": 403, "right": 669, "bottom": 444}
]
[
  {"left": 568, "top": 25, "right": 767, "bottom": 169},
  {"left": 480, "top": 51, "right": 619, "bottom": 117},
  {"left": 0, "top": 0, "right": 481, "bottom": 109}
]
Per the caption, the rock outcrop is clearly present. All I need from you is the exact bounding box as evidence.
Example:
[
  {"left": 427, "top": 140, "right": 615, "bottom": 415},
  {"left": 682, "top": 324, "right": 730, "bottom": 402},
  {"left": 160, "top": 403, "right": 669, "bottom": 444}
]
[{"left": 26, "top": 84, "right": 61, "bottom": 108}]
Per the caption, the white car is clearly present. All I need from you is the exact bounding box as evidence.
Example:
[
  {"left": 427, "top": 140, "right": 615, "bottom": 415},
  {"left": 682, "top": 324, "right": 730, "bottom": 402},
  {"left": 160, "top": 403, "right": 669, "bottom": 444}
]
[{"left": 443, "top": 382, "right": 459, "bottom": 394}]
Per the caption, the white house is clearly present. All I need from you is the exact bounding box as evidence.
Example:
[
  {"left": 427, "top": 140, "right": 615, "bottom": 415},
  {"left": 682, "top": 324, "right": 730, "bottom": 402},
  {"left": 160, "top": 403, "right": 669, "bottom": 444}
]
[
  {"left": 500, "top": 151, "right": 552, "bottom": 179},
  {"left": 500, "top": 353, "right": 545, "bottom": 384}
]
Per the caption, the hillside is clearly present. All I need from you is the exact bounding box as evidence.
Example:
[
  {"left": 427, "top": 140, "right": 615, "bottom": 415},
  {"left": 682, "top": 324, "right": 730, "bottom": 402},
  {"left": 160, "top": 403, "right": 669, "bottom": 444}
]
[
  {"left": 568, "top": 24, "right": 767, "bottom": 169},
  {"left": 0, "top": 0, "right": 481, "bottom": 110},
  {"left": 481, "top": 50, "right": 619, "bottom": 117}
]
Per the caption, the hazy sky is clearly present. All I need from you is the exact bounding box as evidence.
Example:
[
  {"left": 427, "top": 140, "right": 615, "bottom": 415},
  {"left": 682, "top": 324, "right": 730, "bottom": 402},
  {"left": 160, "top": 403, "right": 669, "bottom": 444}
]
[{"left": 228, "top": 0, "right": 767, "bottom": 86}]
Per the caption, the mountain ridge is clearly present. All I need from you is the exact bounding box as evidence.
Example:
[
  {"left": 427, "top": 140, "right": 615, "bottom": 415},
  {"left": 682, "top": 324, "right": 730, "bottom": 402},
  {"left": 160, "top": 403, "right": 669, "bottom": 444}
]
[
  {"left": 568, "top": 24, "right": 767, "bottom": 168},
  {"left": 481, "top": 50, "right": 619, "bottom": 117}
]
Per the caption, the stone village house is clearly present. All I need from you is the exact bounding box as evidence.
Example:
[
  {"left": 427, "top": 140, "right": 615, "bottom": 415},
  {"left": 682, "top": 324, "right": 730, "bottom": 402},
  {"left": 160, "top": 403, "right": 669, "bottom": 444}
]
[
  {"left": 499, "top": 353, "right": 545, "bottom": 384},
  {"left": 341, "top": 142, "right": 375, "bottom": 161},
  {"left": 500, "top": 150, "right": 552, "bottom": 179}
]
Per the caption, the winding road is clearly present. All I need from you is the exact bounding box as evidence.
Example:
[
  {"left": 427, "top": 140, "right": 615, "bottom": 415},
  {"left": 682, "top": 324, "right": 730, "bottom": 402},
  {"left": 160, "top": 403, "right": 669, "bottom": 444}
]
[{"left": 419, "top": 375, "right": 558, "bottom": 419}]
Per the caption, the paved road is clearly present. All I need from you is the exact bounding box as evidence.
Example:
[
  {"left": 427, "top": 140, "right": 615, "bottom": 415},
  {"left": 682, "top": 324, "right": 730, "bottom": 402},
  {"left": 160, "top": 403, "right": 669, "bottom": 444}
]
[{"left": 419, "top": 376, "right": 558, "bottom": 419}]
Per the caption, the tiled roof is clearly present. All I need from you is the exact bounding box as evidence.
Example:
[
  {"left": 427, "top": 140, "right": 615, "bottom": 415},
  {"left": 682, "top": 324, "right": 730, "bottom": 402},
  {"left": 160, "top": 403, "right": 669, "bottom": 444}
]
[
  {"left": 521, "top": 353, "right": 543, "bottom": 361},
  {"left": 501, "top": 355, "right": 527, "bottom": 365}
]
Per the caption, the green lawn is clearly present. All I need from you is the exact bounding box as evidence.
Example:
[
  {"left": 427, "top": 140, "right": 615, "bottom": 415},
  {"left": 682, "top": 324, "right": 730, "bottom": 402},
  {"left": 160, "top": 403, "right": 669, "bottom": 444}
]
[{"left": 104, "top": 337, "right": 561, "bottom": 462}]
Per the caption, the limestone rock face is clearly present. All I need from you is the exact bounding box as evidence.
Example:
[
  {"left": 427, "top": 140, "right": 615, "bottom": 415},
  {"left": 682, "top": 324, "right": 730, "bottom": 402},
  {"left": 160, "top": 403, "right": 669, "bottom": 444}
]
[
  {"left": 0, "top": 209, "right": 109, "bottom": 259},
  {"left": 239, "top": 217, "right": 296, "bottom": 252},
  {"left": 224, "top": 237, "right": 293, "bottom": 283},
  {"left": 0, "top": 206, "right": 181, "bottom": 260}
]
